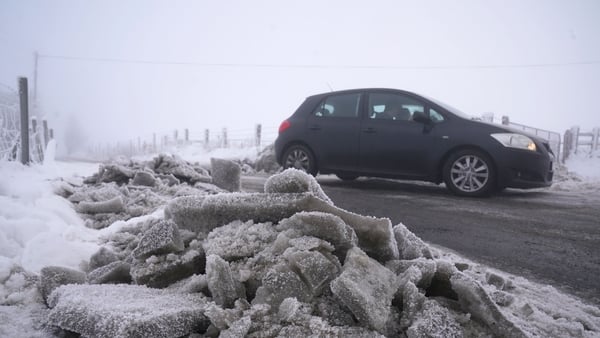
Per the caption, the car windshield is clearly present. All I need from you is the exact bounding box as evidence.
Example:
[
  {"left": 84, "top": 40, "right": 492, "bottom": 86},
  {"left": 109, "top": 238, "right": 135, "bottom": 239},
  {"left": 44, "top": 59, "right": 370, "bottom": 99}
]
[{"left": 423, "top": 95, "right": 473, "bottom": 120}]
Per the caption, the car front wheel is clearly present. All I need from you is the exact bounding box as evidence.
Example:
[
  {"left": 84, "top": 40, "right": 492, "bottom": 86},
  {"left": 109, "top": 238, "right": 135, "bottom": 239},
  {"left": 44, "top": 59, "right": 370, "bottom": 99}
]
[
  {"left": 282, "top": 144, "right": 317, "bottom": 176},
  {"left": 443, "top": 149, "right": 495, "bottom": 197}
]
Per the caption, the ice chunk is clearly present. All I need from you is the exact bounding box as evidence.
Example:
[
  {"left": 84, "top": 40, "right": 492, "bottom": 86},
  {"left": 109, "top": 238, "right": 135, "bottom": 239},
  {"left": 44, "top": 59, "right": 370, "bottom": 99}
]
[
  {"left": 165, "top": 193, "right": 313, "bottom": 234},
  {"left": 95, "top": 163, "right": 135, "bottom": 185},
  {"left": 451, "top": 272, "right": 528, "bottom": 338},
  {"left": 203, "top": 220, "right": 278, "bottom": 260},
  {"left": 401, "top": 282, "right": 462, "bottom": 338},
  {"left": 131, "top": 249, "right": 205, "bottom": 288},
  {"left": 132, "top": 219, "right": 184, "bottom": 259},
  {"left": 89, "top": 247, "right": 119, "bottom": 270},
  {"left": 277, "top": 212, "right": 357, "bottom": 258},
  {"left": 211, "top": 158, "right": 241, "bottom": 192},
  {"left": 253, "top": 263, "right": 312, "bottom": 309},
  {"left": 77, "top": 196, "right": 125, "bottom": 214},
  {"left": 153, "top": 153, "right": 211, "bottom": 184},
  {"left": 132, "top": 171, "right": 157, "bottom": 187},
  {"left": 394, "top": 222, "right": 434, "bottom": 260},
  {"left": 206, "top": 254, "right": 245, "bottom": 308},
  {"left": 39, "top": 266, "right": 86, "bottom": 305},
  {"left": 386, "top": 258, "right": 437, "bottom": 290},
  {"left": 46, "top": 284, "right": 209, "bottom": 338},
  {"left": 264, "top": 168, "right": 332, "bottom": 204},
  {"left": 283, "top": 249, "right": 340, "bottom": 297},
  {"left": 88, "top": 261, "right": 131, "bottom": 284},
  {"left": 330, "top": 247, "right": 398, "bottom": 333},
  {"left": 219, "top": 316, "right": 252, "bottom": 338}
]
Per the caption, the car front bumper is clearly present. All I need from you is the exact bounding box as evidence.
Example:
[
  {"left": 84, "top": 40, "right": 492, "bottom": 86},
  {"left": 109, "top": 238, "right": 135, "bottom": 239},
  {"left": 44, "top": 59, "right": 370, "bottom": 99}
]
[{"left": 496, "top": 148, "right": 554, "bottom": 189}]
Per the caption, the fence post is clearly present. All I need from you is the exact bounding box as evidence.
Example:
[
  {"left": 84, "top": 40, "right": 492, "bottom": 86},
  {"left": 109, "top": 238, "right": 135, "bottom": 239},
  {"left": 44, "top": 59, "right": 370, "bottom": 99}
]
[
  {"left": 174, "top": 130, "right": 178, "bottom": 146},
  {"left": 153, "top": 133, "right": 157, "bottom": 152},
  {"left": 43, "top": 120, "right": 49, "bottom": 147},
  {"left": 204, "top": 129, "right": 210, "bottom": 149},
  {"left": 184, "top": 129, "right": 189, "bottom": 144},
  {"left": 592, "top": 127, "right": 599, "bottom": 152},
  {"left": 18, "top": 77, "right": 30, "bottom": 164},
  {"left": 255, "top": 124, "right": 262, "bottom": 148},
  {"left": 569, "top": 126, "right": 579, "bottom": 155},
  {"left": 222, "top": 128, "right": 228, "bottom": 148},
  {"left": 49, "top": 128, "right": 54, "bottom": 139},
  {"left": 562, "top": 129, "right": 571, "bottom": 162},
  {"left": 501, "top": 116, "right": 509, "bottom": 125}
]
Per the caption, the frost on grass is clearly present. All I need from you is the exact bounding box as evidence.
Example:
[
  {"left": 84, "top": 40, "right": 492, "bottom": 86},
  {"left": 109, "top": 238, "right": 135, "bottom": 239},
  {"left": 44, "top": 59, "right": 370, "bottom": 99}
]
[{"left": 47, "top": 284, "right": 209, "bottom": 338}]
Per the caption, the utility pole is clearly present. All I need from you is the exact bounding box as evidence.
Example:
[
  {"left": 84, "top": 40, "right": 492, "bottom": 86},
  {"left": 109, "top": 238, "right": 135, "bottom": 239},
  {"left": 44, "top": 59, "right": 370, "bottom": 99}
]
[{"left": 33, "top": 51, "right": 39, "bottom": 104}]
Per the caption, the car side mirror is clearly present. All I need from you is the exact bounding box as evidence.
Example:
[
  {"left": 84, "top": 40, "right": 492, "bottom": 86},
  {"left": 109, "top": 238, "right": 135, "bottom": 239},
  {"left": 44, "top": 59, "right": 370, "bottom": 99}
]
[{"left": 412, "top": 111, "right": 431, "bottom": 124}]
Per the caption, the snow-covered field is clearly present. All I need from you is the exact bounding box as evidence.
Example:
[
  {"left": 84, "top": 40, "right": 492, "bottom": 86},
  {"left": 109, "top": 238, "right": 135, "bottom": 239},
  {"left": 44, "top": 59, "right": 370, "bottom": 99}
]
[{"left": 1, "top": 143, "right": 599, "bottom": 337}]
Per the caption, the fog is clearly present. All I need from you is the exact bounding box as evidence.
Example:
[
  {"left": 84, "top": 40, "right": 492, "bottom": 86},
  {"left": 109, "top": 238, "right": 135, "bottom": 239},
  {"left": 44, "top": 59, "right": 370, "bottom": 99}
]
[{"left": 1, "top": 0, "right": 599, "bottom": 154}]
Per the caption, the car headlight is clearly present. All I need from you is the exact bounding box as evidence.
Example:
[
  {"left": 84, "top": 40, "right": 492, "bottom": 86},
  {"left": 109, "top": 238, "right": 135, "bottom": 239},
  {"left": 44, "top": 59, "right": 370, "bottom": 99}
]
[{"left": 491, "top": 133, "right": 537, "bottom": 151}]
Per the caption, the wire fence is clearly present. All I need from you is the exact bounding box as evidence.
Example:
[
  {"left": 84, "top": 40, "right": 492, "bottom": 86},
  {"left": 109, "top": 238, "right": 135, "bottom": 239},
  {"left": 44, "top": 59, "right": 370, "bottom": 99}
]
[{"left": 0, "top": 83, "right": 49, "bottom": 163}]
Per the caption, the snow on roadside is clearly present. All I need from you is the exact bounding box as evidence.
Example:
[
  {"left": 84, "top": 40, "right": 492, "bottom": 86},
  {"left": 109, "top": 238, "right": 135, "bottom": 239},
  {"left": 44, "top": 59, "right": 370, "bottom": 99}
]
[{"left": 0, "top": 144, "right": 599, "bottom": 336}]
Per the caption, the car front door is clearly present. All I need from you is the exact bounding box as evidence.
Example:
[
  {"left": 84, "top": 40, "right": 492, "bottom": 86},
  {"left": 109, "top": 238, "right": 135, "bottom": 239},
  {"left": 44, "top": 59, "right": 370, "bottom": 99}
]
[
  {"left": 359, "top": 91, "right": 437, "bottom": 177},
  {"left": 305, "top": 92, "right": 363, "bottom": 172}
]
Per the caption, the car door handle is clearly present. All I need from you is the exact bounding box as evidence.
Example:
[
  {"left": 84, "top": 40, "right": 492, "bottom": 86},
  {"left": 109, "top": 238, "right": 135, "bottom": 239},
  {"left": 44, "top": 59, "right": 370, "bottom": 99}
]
[
  {"left": 363, "top": 127, "right": 376, "bottom": 133},
  {"left": 308, "top": 125, "right": 321, "bottom": 131}
]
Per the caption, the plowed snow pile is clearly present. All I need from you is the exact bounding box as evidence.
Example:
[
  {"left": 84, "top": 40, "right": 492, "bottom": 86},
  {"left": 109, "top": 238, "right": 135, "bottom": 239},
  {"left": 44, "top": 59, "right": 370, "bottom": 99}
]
[{"left": 1, "top": 155, "right": 599, "bottom": 337}]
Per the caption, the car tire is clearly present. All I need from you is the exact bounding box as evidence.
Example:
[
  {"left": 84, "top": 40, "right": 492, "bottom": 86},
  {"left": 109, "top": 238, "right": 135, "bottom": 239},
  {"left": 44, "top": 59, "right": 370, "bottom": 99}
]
[
  {"left": 336, "top": 174, "right": 358, "bottom": 181},
  {"left": 443, "top": 149, "right": 495, "bottom": 197},
  {"left": 282, "top": 144, "right": 318, "bottom": 176}
]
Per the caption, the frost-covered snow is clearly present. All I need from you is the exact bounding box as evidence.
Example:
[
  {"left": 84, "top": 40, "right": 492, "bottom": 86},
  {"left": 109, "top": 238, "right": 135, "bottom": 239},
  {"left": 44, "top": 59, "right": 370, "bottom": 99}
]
[{"left": 1, "top": 144, "right": 599, "bottom": 337}]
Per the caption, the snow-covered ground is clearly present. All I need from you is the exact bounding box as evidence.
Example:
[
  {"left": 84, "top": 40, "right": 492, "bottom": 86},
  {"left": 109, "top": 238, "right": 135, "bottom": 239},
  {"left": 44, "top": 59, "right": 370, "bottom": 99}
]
[{"left": 1, "top": 143, "right": 599, "bottom": 337}]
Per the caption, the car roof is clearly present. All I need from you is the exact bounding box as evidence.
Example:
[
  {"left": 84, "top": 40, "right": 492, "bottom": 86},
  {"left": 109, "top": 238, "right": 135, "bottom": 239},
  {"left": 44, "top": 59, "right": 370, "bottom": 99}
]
[{"left": 306, "top": 88, "right": 419, "bottom": 100}]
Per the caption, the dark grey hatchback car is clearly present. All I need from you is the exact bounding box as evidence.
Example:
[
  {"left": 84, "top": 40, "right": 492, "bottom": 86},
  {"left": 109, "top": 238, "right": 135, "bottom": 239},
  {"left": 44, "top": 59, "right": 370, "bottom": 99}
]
[{"left": 274, "top": 88, "right": 554, "bottom": 196}]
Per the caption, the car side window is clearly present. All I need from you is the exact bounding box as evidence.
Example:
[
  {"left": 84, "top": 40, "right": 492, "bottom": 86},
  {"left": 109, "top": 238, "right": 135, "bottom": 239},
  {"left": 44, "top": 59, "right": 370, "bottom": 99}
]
[
  {"left": 429, "top": 108, "right": 445, "bottom": 123},
  {"left": 368, "top": 93, "right": 424, "bottom": 121},
  {"left": 313, "top": 93, "right": 361, "bottom": 118}
]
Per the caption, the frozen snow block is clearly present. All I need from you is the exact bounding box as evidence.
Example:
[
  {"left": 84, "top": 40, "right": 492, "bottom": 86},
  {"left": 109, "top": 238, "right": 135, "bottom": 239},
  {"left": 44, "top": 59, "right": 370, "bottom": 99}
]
[
  {"left": 451, "top": 273, "right": 528, "bottom": 338},
  {"left": 77, "top": 196, "right": 125, "bottom": 214},
  {"left": 393, "top": 222, "right": 434, "bottom": 260},
  {"left": 153, "top": 153, "right": 211, "bottom": 184},
  {"left": 97, "top": 163, "right": 135, "bottom": 185},
  {"left": 211, "top": 158, "right": 242, "bottom": 192},
  {"left": 330, "top": 247, "right": 398, "bottom": 334},
  {"left": 277, "top": 211, "right": 357, "bottom": 258},
  {"left": 88, "top": 261, "right": 131, "bottom": 284},
  {"left": 386, "top": 258, "right": 437, "bottom": 290},
  {"left": 204, "top": 220, "right": 278, "bottom": 260},
  {"left": 206, "top": 255, "right": 245, "bottom": 308},
  {"left": 253, "top": 263, "right": 312, "bottom": 309},
  {"left": 132, "top": 219, "right": 184, "bottom": 259},
  {"left": 284, "top": 250, "right": 340, "bottom": 297},
  {"left": 89, "top": 247, "right": 119, "bottom": 270},
  {"left": 264, "top": 168, "right": 333, "bottom": 205},
  {"left": 165, "top": 193, "right": 313, "bottom": 234},
  {"left": 131, "top": 249, "right": 205, "bottom": 288},
  {"left": 46, "top": 284, "right": 209, "bottom": 338},
  {"left": 132, "top": 171, "right": 157, "bottom": 187},
  {"left": 219, "top": 316, "right": 252, "bottom": 338},
  {"left": 39, "top": 266, "right": 86, "bottom": 305},
  {"left": 401, "top": 282, "right": 462, "bottom": 338},
  {"left": 157, "top": 173, "right": 180, "bottom": 186}
]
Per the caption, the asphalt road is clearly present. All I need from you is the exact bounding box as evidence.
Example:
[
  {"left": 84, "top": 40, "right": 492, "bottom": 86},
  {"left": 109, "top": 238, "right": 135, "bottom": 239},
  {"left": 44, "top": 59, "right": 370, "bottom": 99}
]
[{"left": 242, "top": 175, "right": 600, "bottom": 306}]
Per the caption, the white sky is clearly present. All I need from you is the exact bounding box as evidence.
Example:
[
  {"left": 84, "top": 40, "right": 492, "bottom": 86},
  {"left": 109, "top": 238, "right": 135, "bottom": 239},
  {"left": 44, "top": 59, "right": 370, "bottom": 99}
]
[{"left": 1, "top": 0, "right": 600, "bottom": 151}]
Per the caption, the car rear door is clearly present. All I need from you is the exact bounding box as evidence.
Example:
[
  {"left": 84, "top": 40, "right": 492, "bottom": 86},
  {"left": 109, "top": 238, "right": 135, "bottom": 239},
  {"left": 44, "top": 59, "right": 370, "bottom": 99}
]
[
  {"left": 359, "top": 91, "right": 437, "bottom": 177},
  {"left": 305, "top": 92, "right": 363, "bottom": 172}
]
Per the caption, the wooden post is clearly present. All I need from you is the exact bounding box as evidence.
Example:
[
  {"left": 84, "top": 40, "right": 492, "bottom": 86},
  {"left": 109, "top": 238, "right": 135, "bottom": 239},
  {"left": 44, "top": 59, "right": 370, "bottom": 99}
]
[
  {"left": 43, "top": 120, "right": 49, "bottom": 146},
  {"left": 174, "top": 130, "right": 178, "bottom": 145},
  {"left": 255, "top": 124, "right": 262, "bottom": 147},
  {"left": 19, "top": 77, "right": 30, "bottom": 164},
  {"left": 562, "top": 129, "right": 571, "bottom": 162},
  {"left": 153, "top": 133, "right": 157, "bottom": 152},
  {"left": 222, "top": 128, "right": 228, "bottom": 148},
  {"left": 501, "top": 116, "right": 509, "bottom": 125},
  {"left": 204, "top": 129, "right": 209, "bottom": 148},
  {"left": 592, "top": 127, "right": 600, "bottom": 152},
  {"left": 570, "top": 126, "right": 579, "bottom": 154},
  {"left": 49, "top": 128, "right": 54, "bottom": 139},
  {"left": 184, "top": 129, "right": 189, "bottom": 144}
]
